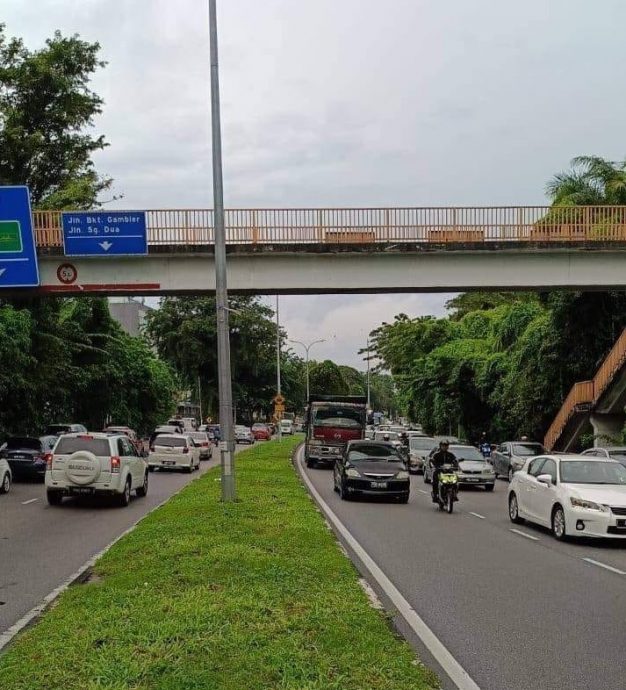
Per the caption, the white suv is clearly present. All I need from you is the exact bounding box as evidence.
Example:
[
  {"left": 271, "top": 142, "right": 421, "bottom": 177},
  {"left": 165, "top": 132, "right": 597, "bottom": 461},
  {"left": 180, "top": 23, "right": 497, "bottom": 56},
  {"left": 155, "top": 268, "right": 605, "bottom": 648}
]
[
  {"left": 148, "top": 434, "right": 200, "bottom": 472},
  {"left": 0, "top": 457, "right": 11, "bottom": 495},
  {"left": 45, "top": 432, "right": 148, "bottom": 507}
]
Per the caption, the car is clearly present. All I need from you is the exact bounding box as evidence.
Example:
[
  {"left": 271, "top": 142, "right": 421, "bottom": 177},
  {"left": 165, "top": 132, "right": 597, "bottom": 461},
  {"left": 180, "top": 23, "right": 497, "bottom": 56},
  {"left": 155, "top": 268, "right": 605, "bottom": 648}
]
[
  {"left": 167, "top": 419, "right": 186, "bottom": 433},
  {"left": 251, "top": 424, "right": 271, "bottom": 441},
  {"left": 149, "top": 425, "right": 182, "bottom": 448},
  {"left": 492, "top": 441, "right": 545, "bottom": 482},
  {"left": 508, "top": 454, "right": 626, "bottom": 540},
  {"left": 1, "top": 436, "right": 57, "bottom": 481},
  {"left": 424, "top": 444, "right": 496, "bottom": 490},
  {"left": 188, "top": 431, "right": 212, "bottom": 460},
  {"left": 148, "top": 434, "right": 200, "bottom": 472},
  {"left": 333, "top": 440, "right": 410, "bottom": 503},
  {"left": 104, "top": 426, "right": 143, "bottom": 454},
  {"left": 581, "top": 447, "right": 626, "bottom": 468},
  {"left": 408, "top": 436, "right": 436, "bottom": 474},
  {"left": 235, "top": 425, "right": 254, "bottom": 445},
  {"left": 45, "top": 432, "right": 149, "bottom": 506},
  {"left": 280, "top": 419, "right": 294, "bottom": 435},
  {"left": 44, "top": 423, "right": 87, "bottom": 436},
  {"left": 0, "top": 457, "right": 11, "bottom": 495}
]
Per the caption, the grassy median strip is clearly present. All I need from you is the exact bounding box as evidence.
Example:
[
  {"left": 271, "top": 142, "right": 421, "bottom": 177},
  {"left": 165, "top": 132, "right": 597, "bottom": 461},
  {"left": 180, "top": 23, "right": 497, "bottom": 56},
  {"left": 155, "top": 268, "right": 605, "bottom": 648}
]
[{"left": 0, "top": 438, "right": 438, "bottom": 690}]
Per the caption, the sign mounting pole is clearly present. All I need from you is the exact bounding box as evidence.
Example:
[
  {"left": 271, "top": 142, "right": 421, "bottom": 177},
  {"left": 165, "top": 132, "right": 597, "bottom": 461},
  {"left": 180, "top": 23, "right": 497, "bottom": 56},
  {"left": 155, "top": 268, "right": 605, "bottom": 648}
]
[{"left": 209, "top": 0, "right": 236, "bottom": 501}]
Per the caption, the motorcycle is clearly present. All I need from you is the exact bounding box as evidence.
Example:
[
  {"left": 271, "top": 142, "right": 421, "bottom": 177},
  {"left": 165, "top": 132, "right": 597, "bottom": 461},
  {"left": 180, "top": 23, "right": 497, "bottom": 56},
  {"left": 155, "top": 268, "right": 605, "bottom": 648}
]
[
  {"left": 479, "top": 442, "right": 492, "bottom": 460},
  {"left": 437, "top": 464, "right": 459, "bottom": 514}
]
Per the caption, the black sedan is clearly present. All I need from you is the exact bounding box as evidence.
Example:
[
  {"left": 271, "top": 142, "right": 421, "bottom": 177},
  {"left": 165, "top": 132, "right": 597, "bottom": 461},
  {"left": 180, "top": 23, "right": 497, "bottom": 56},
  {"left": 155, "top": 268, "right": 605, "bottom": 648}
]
[
  {"left": 1, "top": 436, "right": 57, "bottom": 481},
  {"left": 333, "top": 440, "right": 410, "bottom": 503}
]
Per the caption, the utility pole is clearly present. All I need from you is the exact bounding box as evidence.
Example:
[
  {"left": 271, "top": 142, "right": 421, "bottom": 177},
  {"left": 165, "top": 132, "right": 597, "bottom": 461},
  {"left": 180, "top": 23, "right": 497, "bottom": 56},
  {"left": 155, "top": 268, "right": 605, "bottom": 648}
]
[
  {"left": 209, "top": 0, "right": 235, "bottom": 501},
  {"left": 288, "top": 339, "right": 325, "bottom": 402},
  {"left": 276, "top": 295, "right": 282, "bottom": 441},
  {"left": 366, "top": 336, "right": 371, "bottom": 411}
]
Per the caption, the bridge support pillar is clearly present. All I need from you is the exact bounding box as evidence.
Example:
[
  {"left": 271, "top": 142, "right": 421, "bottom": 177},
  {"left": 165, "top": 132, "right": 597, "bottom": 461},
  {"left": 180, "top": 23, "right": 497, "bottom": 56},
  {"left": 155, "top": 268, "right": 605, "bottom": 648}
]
[{"left": 590, "top": 413, "right": 625, "bottom": 447}]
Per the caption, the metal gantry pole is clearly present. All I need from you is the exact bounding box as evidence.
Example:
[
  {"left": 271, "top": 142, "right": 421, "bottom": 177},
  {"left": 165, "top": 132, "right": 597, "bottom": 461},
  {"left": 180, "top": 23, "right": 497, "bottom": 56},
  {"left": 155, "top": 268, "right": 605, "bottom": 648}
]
[
  {"left": 276, "top": 295, "right": 282, "bottom": 441},
  {"left": 209, "top": 0, "right": 236, "bottom": 501},
  {"left": 366, "top": 336, "right": 371, "bottom": 411}
]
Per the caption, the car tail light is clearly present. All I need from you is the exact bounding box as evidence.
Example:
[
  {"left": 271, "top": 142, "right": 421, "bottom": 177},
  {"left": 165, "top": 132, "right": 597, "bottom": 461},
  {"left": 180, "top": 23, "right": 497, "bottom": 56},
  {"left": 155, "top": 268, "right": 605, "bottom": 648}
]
[
  {"left": 110, "top": 456, "right": 121, "bottom": 473},
  {"left": 44, "top": 453, "right": 53, "bottom": 468},
  {"left": 202, "top": 442, "right": 208, "bottom": 447},
  {"left": 183, "top": 446, "right": 189, "bottom": 454},
  {"left": 149, "top": 445, "right": 155, "bottom": 452}
]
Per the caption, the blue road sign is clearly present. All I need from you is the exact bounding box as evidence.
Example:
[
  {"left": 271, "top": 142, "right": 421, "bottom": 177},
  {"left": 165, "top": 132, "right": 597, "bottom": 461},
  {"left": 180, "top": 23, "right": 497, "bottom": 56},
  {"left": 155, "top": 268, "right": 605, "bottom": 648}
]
[
  {"left": 62, "top": 211, "right": 148, "bottom": 256},
  {"left": 0, "top": 186, "right": 40, "bottom": 288}
]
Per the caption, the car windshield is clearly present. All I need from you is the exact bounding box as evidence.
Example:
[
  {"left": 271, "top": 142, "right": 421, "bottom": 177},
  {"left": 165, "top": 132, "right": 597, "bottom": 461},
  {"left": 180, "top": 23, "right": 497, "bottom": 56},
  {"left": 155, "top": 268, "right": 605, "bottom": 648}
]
[
  {"left": 512, "top": 443, "right": 544, "bottom": 456},
  {"left": 313, "top": 407, "right": 363, "bottom": 429},
  {"left": 154, "top": 437, "right": 187, "bottom": 448},
  {"left": 451, "top": 447, "right": 484, "bottom": 461},
  {"left": 5, "top": 437, "right": 41, "bottom": 450},
  {"left": 560, "top": 461, "right": 626, "bottom": 485},
  {"left": 348, "top": 445, "right": 402, "bottom": 462},
  {"left": 45, "top": 425, "right": 71, "bottom": 435},
  {"left": 252, "top": 424, "right": 266, "bottom": 429},
  {"left": 609, "top": 454, "right": 626, "bottom": 465},
  {"left": 40, "top": 436, "right": 58, "bottom": 451},
  {"left": 410, "top": 437, "right": 436, "bottom": 450},
  {"left": 55, "top": 437, "right": 110, "bottom": 456}
]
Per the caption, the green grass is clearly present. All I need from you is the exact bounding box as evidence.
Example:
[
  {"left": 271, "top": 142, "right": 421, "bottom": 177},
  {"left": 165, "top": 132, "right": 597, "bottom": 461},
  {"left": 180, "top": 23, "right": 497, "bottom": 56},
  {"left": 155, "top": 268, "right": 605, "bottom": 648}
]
[{"left": 0, "top": 439, "right": 438, "bottom": 690}]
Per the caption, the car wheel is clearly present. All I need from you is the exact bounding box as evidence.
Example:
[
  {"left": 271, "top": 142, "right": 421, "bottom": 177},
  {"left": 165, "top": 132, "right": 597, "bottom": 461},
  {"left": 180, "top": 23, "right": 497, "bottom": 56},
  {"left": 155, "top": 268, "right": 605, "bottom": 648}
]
[
  {"left": 148, "top": 465, "right": 155, "bottom": 473},
  {"left": 119, "top": 478, "right": 132, "bottom": 507},
  {"left": 136, "top": 472, "right": 149, "bottom": 497},
  {"left": 46, "top": 489, "right": 63, "bottom": 505},
  {"left": 306, "top": 457, "right": 315, "bottom": 469},
  {"left": 424, "top": 470, "right": 431, "bottom": 484},
  {"left": 339, "top": 481, "right": 350, "bottom": 501},
  {"left": 552, "top": 505, "right": 567, "bottom": 541},
  {"left": 399, "top": 494, "right": 409, "bottom": 504},
  {"left": 508, "top": 492, "right": 524, "bottom": 524},
  {"left": 508, "top": 467, "right": 514, "bottom": 482},
  {"left": 0, "top": 472, "right": 10, "bottom": 494},
  {"left": 185, "top": 464, "right": 193, "bottom": 474},
  {"left": 484, "top": 483, "right": 495, "bottom": 492}
]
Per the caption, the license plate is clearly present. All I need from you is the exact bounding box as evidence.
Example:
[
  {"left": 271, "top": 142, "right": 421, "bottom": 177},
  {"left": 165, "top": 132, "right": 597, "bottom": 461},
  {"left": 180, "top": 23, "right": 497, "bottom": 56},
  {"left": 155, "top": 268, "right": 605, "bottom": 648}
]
[
  {"left": 163, "top": 460, "right": 175, "bottom": 466},
  {"left": 71, "top": 487, "right": 94, "bottom": 495},
  {"left": 371, "top": 481, "right": 388, "bottom": 489},
  {"left": 465, "top": 478, "right": 480, "bottom": 482},
  {"left": 12, "top": 455, "right": 28, "bottom": 460},
  {"left": 618, "top": 520, "right": 626, "bottom": 527}
]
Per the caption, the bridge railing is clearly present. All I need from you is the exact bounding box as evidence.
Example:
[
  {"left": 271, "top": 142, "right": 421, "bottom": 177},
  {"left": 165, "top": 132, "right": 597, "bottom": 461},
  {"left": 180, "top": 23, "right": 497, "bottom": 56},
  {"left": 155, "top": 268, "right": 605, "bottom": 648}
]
[
  {"left": 544, "top": 328, "right": 626, "bottom": 450},
  {"left": 32, "top": 206, "right": 626, "bottom": 248}
]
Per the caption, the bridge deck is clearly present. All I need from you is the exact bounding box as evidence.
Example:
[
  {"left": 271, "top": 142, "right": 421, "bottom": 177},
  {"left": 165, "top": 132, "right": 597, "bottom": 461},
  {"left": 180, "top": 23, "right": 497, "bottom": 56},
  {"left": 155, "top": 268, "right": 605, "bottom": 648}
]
[{"left": 33, "top": 206, "right": 626, "bottom": 248}]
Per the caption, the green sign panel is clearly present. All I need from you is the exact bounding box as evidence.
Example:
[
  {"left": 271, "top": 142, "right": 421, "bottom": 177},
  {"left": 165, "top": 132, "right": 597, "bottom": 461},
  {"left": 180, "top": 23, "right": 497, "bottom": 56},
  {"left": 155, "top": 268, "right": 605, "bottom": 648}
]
[{"left": 0, "top": 220, "right": 23, "bottom": 253}]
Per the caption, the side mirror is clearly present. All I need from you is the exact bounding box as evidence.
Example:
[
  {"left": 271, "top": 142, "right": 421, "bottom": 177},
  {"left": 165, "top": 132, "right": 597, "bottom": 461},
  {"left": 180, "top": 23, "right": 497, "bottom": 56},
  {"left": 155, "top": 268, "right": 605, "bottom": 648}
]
[{"left": 537, "top": 474, "right": 553, "bottom": 486}]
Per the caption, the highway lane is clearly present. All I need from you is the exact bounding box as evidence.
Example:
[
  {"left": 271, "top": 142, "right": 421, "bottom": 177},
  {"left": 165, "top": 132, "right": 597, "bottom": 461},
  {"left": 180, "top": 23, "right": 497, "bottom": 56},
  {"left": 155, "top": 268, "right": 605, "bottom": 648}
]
[
  {"left": 300, "top": 451, "right": 626, "bottom": 690},
  {"left": 0, "top": 447, "right": 239, "bottom": 635}
]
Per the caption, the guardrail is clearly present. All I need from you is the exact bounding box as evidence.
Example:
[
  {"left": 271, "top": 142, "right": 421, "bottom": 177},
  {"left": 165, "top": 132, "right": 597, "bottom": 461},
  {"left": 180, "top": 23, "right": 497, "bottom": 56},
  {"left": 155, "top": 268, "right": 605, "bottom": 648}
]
[
  {"left": 32, "top": 206, "right": 626, "bottom": 248},
  {"left": 544, "top": 329, "right": 626, "bottom": 450}
]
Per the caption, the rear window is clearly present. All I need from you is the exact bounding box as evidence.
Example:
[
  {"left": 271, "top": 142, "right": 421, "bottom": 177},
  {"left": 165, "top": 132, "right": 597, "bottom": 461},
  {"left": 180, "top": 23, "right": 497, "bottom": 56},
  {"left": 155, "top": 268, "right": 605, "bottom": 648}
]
[
  {"left": 155, "top": 437, "right": 187, "bottom": 448},
  {"left": 189, "top": 433, "right": 208, "bottom": 441},
  {"left": 55, "top": 437, "right": 111, "bottom": 456},
  {"left": 6, "top": 437, "right": 41, "bottom": 451},
  {"left": 45, "top": 425, "right": 71, "bottom": 435}
]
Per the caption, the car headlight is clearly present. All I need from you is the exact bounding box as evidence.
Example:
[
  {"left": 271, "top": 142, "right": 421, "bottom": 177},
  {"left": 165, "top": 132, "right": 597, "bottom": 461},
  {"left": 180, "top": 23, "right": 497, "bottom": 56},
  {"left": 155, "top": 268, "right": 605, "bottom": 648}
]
[
  {"left": 483, "top": 467, "right": 494, "bottom": 474},
  {"left": 396, "top": 470, "right": 410, "bottom": 480},
  {"left": 309, "top": 439, "right": 321, "bottom": 446},
  {"left": 345, "top": 467, "right": 360, "bottom": 478},
  {"left": 570, "top": 497, "right": 608, "bottom": 512}
]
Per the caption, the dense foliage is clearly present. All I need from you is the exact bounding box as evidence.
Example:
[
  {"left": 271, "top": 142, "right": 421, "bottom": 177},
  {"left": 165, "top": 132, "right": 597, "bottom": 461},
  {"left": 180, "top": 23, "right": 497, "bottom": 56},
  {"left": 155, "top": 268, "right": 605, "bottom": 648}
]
[{"left": 0, "top": 297, "right": 176, "bottom": 437}]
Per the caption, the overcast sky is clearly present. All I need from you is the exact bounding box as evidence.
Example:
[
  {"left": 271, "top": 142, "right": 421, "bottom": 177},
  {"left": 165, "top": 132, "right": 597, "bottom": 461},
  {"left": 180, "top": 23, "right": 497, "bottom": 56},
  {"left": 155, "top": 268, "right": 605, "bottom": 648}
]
[{"left": 5, "top": 0, "right": 626, "bottom": 367}]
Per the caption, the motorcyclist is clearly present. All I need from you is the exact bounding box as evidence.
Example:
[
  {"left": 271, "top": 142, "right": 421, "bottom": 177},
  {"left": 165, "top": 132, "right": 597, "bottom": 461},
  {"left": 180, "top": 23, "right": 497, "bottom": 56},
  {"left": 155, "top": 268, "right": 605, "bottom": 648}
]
[
  {"left": 398, "top": 431, "right": 410, "bottom": 462},
  {"left": 431, "top": 440, "right": 458, "bottom": 502},
  {"left": 479, "top": 431, "right": 492, "bottom": 460}
]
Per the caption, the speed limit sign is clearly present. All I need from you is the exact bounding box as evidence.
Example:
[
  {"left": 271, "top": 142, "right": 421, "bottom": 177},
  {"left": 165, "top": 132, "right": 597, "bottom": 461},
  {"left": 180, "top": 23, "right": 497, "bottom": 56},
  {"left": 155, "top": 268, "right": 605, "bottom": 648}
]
[{"left": 56, "top": 263, "right": 78, "bottom": 285}]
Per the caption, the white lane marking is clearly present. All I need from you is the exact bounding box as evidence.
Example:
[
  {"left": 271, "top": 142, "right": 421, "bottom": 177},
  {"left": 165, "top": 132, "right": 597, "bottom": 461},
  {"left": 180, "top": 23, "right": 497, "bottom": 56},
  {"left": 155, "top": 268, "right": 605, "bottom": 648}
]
[
  {"left": 582, "top": 558, "right": 626, "bottom": 576},
  {"left": 509, "top": 528, "right": 539, "bottom": 542},
  {"left": 298, "top": 453, "right": 481, "bottom": 690},
  {"left": 21, "top": 498, "right": 39, "bottom": 505},
  {"left": 418, "top": 489, "right": 429, "bottom": 495},
  {"left": 469, "top": 512, "right": 485, "bottom": 520}
]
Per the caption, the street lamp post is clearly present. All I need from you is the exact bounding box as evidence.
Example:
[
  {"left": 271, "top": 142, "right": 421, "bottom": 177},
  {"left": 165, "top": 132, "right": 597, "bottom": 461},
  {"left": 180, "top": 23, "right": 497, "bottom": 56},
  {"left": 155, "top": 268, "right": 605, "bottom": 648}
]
[
  {"left": 208, "top": 0, "right": 236, "bottom": 501},
  {"left": 276, "top": 295, "right": 282, "bottom": 442},
  {"left": 366, "top": 336, "right": 371, "bottom": 411},
  {"left": 288, "top": 339, "right": 326, "bottom": 401}
]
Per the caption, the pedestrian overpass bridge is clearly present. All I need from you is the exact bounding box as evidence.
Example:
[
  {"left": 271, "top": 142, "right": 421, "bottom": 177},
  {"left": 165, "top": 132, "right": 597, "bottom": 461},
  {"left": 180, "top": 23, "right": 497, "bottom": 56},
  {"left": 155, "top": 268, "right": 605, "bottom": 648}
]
[{"left": 29, "top": 206, "right": 626, "bottom": 295}]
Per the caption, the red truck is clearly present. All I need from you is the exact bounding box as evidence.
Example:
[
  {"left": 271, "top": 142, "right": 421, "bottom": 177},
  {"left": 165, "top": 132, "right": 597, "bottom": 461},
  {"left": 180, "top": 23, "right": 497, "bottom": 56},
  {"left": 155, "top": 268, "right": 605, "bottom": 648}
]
[{"left": 304, "top": 395, "right": 368, "bottom": 468}]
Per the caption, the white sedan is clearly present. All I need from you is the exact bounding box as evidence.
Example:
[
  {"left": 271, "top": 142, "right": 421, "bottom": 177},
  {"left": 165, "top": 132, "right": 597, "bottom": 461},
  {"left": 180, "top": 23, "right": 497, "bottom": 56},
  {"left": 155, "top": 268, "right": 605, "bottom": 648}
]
[{"left": 508, "top": 454, "right": 626, "bottom": 540}]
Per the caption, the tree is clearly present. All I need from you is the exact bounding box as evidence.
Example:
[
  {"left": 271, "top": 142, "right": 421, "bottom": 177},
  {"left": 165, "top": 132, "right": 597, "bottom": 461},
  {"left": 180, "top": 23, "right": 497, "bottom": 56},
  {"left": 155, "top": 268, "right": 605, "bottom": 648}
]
[
  {"left": 0, "top": 24, "right": 112, "bottom": 207},
  {"left": 546, "top": 156, "right": 626, "bottom": 206}
]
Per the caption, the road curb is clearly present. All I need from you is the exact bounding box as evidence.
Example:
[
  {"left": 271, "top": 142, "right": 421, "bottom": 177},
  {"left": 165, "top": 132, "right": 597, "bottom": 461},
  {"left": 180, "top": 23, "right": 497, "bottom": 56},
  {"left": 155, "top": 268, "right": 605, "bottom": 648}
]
[
  {"left": 294, "top": 448, "right": 481, "bottom": 690},
  {"left": 0, "top": 458, "right": 219, "bottom": 655}
]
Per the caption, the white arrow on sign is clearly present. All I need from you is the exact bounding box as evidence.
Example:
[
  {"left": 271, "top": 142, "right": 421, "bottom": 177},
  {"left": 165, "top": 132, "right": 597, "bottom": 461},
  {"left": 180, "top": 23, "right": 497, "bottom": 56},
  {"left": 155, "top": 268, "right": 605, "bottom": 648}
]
[
  {"left": 99, "top": 241, "right": 113, "bottom": 251},
  {"left": 0, "top": 269, "right": 5, "bottom": 278}
]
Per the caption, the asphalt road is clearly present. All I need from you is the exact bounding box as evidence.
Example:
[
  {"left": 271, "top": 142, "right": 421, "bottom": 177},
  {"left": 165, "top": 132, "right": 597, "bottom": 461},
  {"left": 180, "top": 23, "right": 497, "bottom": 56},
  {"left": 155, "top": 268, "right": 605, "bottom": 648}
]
[
  {"left": 0, "top": 449, "right": 234, "bottom": 634},
  {"left": 300, "top": 450, "right": 626, "bottom": 690}
]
